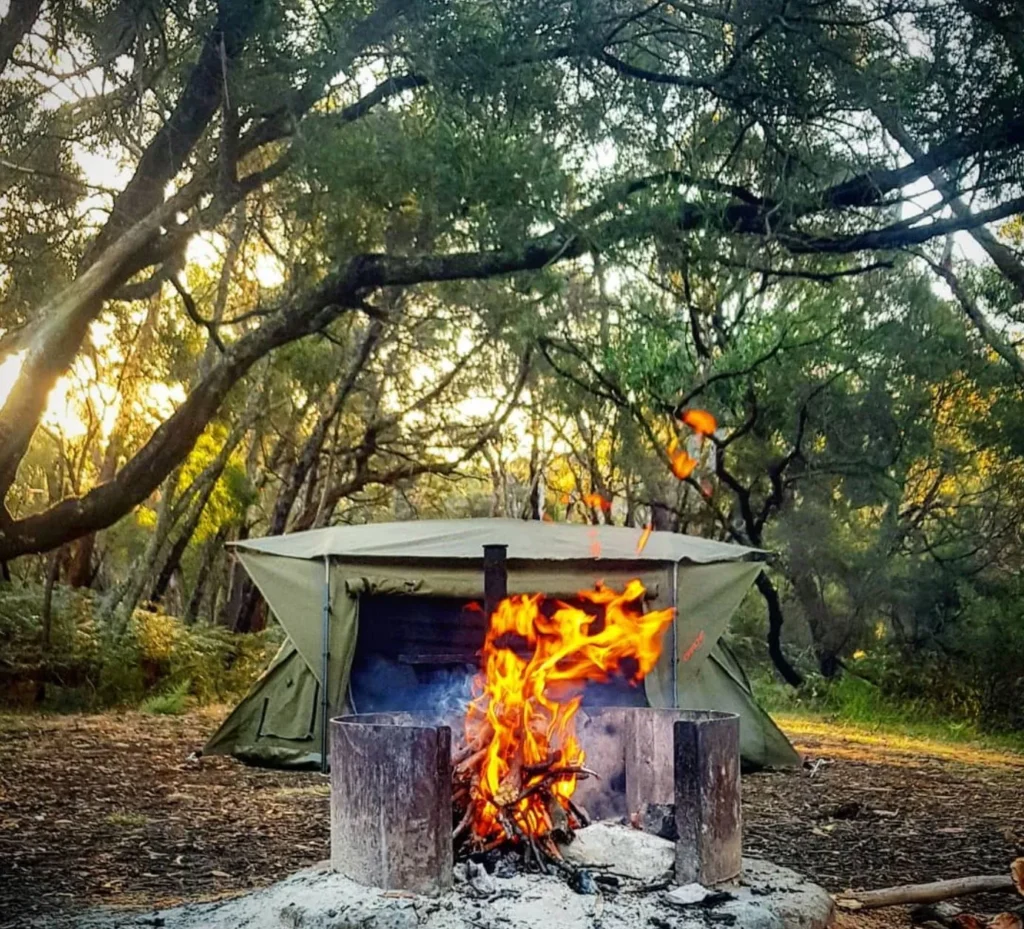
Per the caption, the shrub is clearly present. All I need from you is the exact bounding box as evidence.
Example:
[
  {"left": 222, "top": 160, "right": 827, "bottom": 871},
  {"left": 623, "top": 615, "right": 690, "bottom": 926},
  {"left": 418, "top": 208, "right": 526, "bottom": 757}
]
[
  {"left": 140, "top": 678, "right": 192, "bottom": 715},
  {"left": 0, "top": 581, "right": 281, "bottom": 711}
]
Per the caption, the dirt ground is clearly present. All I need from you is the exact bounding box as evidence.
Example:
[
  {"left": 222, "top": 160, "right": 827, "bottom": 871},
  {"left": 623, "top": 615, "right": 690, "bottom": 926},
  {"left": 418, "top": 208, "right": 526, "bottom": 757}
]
[{"left": 1, "top": 709, "right": 1022, "bottom": 928}]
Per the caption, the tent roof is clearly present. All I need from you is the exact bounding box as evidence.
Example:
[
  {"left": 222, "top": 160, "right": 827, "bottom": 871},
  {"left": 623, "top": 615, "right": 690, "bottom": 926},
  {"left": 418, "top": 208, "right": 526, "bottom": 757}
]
[{"left": 230, "top": 518, "right": 761, "bottom": 565}]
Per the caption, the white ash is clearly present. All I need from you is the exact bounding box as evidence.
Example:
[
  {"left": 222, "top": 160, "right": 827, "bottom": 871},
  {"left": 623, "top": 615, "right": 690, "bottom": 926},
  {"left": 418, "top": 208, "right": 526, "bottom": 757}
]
[{"left": 67, "top": 826, "right": 833, "bottom": 929}]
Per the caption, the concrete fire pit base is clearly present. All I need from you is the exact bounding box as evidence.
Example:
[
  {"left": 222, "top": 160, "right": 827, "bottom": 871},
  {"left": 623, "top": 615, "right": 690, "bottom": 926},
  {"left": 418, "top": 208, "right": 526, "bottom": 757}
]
[{"left": 77, "top": 828, "right": 833, "bottom": 929}]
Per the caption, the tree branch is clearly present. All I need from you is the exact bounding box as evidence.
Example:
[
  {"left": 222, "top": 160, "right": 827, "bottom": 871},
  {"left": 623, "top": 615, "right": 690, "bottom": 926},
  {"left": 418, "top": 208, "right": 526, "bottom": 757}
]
[{"left": 0, "top": 0, "right": 42, "bottom": 77}]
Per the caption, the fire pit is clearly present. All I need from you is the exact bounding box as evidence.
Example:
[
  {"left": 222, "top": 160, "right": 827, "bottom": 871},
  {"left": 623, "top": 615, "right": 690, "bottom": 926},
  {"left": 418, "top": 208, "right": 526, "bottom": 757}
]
[
  {"left": 321, "top": 549, "right": 828, "bottom": 929},
  {"left": 329, "top": 707, "right": 740, "bottom": 894},
  {"left": 330, "top": 712, "right": 454, "bottom": 894}
]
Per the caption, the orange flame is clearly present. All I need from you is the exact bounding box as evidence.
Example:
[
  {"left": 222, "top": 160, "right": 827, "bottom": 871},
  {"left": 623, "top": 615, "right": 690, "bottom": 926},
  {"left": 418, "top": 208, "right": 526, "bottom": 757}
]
[
  {"left": 582, "top": 492, "right": 611, "bottom": 511},
  {"left": 681, "top": 408, "right": 717, "bottom": 437},
  {"left": 463, "top": 581, "right": 674, "bottom": 842},
  {"left": 636, "top": 522, "right": 653, "bottom": 554},
  {"left": 670, "top": 449, "right": 698, "bottom": 479}
]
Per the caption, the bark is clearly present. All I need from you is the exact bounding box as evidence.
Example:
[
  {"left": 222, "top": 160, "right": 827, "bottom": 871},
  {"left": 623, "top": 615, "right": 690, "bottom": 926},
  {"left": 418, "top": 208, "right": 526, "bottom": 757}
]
[
  {"left": 526, "top": 407, "right": 543, "bottom": 520},
  {"left": 931, "top": 258, "right": 1024, "bottom": 381},
  {"left": 218, "top": 527, "right": 248, "bottom": 628},
  {"left": 232, "top": 584, "right": 265, "bottom": 634},
  {"left": 185, "top": 527, "right": 226, "bottom": 624},
  {"left": 104, "top": 472, "right": 181, "bottom": 623},
  {"left": 148, "top": 413, "right": 249, "bottom": 605},
  {"left": 223, "top": 405, "right": 271, "bottom": 633},
  {"left": 68, "top": 293, "right": 164, "bottom": 587},
  {"left": 149, "top": 503, "right": 207, "bottom": 604},
  {"left": 40, "top": 547, "right": 62, "bottom": 649},
  {"left": 483, "top": 446, "right": 504, "bottom": 517},
  {"left": 0, "top": 0, "right": 265, "bottom": 497},
  {"left": 0, "top": 0, "right": 43, "bottom": 76},
  {"left": 85, "top": 0, "right": 264, "bottom": 261},
  {"left": 66, "top": 432, "right": 122, "bottom": 587},
  {"left": 792, "top": 570, "right": 841, "bottom": 678},
  {"left": 650, "top": 501, "right": 676, "bottom": 532},
  {"left": 835, "top": 875, "right": 1015, "bottom": 910},
  {"left": 754, "top": 571, "right": 803, "bottom": 687},
  {"left": 0, "top": 194, "right": 191, "bottom": 502},
  {"left": 200, "top": 206, "right": 247, "bottom": 378}
]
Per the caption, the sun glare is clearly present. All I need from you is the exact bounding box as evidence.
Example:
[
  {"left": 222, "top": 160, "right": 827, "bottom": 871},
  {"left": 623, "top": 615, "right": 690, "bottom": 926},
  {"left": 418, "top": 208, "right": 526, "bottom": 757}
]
[
  {"left": 0, "top": 352, "right": 25, "bottom": 410},
  {"left": 0, "top": 340, "right": 185, "bottom": 443}
]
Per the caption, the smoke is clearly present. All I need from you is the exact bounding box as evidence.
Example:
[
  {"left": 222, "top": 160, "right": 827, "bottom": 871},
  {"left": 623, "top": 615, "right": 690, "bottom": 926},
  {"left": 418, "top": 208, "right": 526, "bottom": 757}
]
[{"left": 349, "top": 655, "right": 477, "bottom": 727}]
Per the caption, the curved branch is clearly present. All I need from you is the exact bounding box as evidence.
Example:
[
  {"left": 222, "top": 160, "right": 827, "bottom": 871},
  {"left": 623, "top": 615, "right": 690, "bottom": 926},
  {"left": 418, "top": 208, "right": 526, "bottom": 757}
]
[{"left": 0, "top": 0, "right": 42, "bottom": 76}]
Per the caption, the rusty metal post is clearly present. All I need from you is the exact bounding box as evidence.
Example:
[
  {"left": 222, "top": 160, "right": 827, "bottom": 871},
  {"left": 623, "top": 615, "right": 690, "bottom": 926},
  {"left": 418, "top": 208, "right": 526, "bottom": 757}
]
[
  {"left": 573, "top": 707, "right": 630, "bottom": 820},
  {"left": 625, "top": 708, "right": 688, "bottom": 821},
  {"left": 674, "top": 711, "right": 742, "bottom": 886},
  {"left": 483, "top": 544, "right": 508, "bottom": 618},
  {"left": 330, "top": 714, "right": 453, "bottom": 894}
]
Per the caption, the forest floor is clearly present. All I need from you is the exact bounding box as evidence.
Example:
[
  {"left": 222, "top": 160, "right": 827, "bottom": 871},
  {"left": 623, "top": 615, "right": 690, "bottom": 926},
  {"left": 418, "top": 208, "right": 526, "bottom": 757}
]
[{"left": 1, "top": 708, "right": 1023, "bottom": 928}]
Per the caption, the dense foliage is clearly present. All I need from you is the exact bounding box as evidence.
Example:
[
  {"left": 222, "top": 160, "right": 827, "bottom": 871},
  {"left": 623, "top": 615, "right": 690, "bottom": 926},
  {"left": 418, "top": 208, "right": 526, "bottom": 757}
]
[{"left": 1, "top": 0, "right": 1023, "bottom": 728}]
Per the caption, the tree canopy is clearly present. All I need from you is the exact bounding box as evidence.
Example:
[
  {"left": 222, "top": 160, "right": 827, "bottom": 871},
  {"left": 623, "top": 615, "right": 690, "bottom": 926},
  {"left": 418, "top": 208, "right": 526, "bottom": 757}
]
[{"left": 1, "top": 0, "right": 1024, "bottom": 722}]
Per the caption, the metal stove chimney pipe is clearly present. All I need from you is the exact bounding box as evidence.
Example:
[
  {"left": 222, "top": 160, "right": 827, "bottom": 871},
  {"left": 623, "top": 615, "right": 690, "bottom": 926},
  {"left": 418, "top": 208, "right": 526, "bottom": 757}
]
[{"left": 483, "top": 544, "right": 508, "bottom": 617}]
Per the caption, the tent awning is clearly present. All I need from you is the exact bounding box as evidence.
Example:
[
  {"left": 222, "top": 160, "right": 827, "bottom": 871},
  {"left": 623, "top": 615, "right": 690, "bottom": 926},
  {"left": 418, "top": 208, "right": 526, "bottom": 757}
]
[{"left": 229, "top": 517, "right": 763, "bottom": 564}]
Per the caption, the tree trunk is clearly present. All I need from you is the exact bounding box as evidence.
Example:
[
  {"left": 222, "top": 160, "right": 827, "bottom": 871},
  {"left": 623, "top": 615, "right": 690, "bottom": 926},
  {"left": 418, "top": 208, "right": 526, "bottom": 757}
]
[
  {"left": 66, "top": 438, "right": 121, "bottom": 588},
  {"left": 755, "top": 571, "right": 803, "bottom": 686},
  {"left": 102, "top": 471, "right": 181, "bottom": 625},
  {"left": 0, "top": 0, "right": 43, "bottom": 76},
  {"left": 218, "top": 525, "right": 249, "bottom": 629},
  {"left": 185, "top": 527, "right": 226, "bottom": 624},
  {"left": 232, "top": 579, "right": 265, "bottom": 633},
  {"left": 527, "top": 408, "right": 543, "bottom": 520},
  {"left": 66, "top": 534, "right": 97, "bottom": 589},
  {"left": 150, "top": 526, "right": 195, "bottom": 605},
  {"left": 149, "top": 455, "right": 230, "bottom": 604},
  {"left": 40, "top": 547, "right": 62, "bottom": 650},
  {"left": 792, "top": 570, "right": 841, "bottom": 678}
]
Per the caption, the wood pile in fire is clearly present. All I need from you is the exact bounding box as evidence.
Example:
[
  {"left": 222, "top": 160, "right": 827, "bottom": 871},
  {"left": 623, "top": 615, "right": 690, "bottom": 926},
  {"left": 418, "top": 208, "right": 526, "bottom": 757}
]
[{"left": 447, "top": 580, "right": 675, "bottom": 883}]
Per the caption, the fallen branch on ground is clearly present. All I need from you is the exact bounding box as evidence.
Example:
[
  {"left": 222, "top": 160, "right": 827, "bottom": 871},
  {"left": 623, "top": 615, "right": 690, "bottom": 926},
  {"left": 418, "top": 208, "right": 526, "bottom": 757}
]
[{"left": 835, "top": 860, "right": 1024, "bottom": 910}]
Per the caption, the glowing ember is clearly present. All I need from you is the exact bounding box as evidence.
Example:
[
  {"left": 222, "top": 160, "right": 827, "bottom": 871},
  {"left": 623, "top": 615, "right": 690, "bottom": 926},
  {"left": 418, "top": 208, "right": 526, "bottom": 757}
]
[
  {"left": 681, "top": 408, "right": 717, "bottom": 437},
  {"left": 636, "top": 522, "right": 653, "bottom": 554},
  {"left": 665, "top": 407, "right": 717, "bottom": 482},
  {"left": 457, "top": 581, "right": 674, "bottom": 847},
  {"left": 670, "top": 448, "right": 698, "bottom": 479}
]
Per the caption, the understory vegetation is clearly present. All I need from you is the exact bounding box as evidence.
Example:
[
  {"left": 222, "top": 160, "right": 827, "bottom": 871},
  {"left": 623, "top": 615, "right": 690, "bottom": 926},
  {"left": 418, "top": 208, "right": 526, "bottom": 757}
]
[
  {"left": 734, "top": 578, "right": 1024, "bottom": 744},
  {"left": 0, "top": 583, "right": 278, "bottom": 712}
]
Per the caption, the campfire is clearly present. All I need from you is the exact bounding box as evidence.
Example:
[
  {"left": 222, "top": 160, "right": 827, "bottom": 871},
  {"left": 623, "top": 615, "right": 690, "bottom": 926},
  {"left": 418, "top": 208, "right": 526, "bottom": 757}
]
[{"left": 451, "top": 580, "right": 675, "bottom": 870}]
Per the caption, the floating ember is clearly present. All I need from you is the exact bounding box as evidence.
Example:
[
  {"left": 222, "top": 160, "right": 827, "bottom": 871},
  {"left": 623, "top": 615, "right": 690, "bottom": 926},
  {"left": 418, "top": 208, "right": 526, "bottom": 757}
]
[
  {"left": 680, "top": 408, "right": 717, "bottom": 437},
  {"left": 452, "top": 580, "right": 674, "bottom": 865}
]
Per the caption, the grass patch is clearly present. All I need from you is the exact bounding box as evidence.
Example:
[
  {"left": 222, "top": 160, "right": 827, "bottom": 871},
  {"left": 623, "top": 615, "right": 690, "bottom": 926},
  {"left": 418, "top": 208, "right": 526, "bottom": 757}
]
[
  {"left": 104, "top": 811, "right": 148, "bottom": 828},
  {"left": 140, "top": 679, "right": 192, "bottom": 716},
  {"left": 756, "top": 671, "right": 1024, "bottom": 755},
  {"left": 775, "top": 713, "right": 1024, "bottom": 767}
]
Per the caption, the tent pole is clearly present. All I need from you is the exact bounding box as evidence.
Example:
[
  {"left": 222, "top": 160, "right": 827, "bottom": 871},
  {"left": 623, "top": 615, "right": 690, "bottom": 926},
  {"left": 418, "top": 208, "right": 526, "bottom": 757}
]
[
  {"left": 483, "top": 544, "right": 508, "bottom": 618},
  {"left": 671, "top": 561, "right": 680, "bottom": 708},
  {"left": 320, "top": 555, "right": 331, "bottom": 774}
]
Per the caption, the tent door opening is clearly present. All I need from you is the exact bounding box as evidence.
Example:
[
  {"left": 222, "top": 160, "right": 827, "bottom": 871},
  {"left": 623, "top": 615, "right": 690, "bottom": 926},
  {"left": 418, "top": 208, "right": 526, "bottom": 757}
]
[{"left": 347, "top": 592, "right": 650, "bottom": 718}]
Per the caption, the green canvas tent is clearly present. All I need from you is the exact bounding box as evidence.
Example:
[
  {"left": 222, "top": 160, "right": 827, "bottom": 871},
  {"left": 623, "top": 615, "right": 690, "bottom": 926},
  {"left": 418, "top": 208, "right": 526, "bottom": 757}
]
[{"left": 203, "top": 518, "right": 799, "bottom": 770}]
